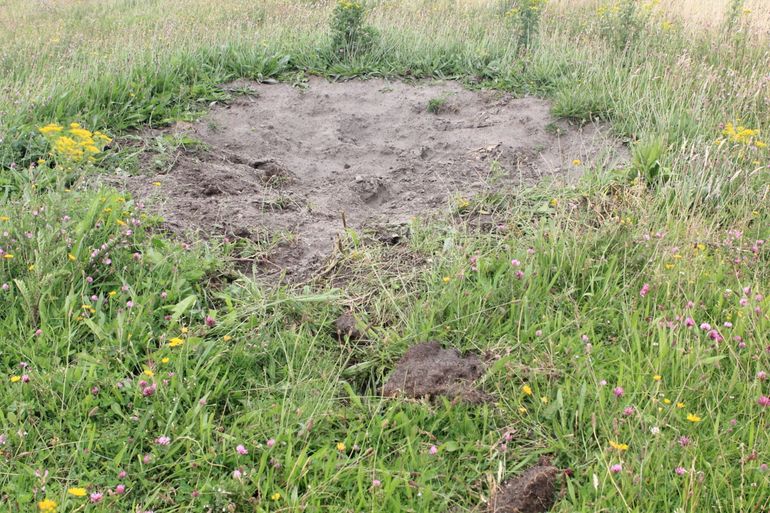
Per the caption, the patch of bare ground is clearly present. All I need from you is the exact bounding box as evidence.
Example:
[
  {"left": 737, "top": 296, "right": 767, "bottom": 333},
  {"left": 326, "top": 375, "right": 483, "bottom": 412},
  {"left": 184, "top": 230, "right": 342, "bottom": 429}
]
[{"left": 113, "top": 77, "right": 624, "bottom": 281}]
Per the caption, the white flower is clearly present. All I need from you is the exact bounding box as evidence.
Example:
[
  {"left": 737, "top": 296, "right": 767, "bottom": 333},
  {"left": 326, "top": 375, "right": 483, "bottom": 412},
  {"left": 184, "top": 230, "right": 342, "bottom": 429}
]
[{"left": 650, "top": 426, "right": 661, "bottom": 435}]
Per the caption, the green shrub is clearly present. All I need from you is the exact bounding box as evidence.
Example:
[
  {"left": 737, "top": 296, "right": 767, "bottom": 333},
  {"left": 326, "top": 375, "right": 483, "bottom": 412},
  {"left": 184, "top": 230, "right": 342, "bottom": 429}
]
[
  {"left": 329, "top": 0, "right": 378, "bottom": 59},
  {"left": 426, "top": 97, "right": 447, "bottom": 114},
  {"left": 630, "top": 136, "right": 669, "bottom": 187},
  {"left": 504, "top": 0, "right": 547, "bottom": 54},
  {"left": 596, "top": 0, "right": 652, "bottom": 52}
]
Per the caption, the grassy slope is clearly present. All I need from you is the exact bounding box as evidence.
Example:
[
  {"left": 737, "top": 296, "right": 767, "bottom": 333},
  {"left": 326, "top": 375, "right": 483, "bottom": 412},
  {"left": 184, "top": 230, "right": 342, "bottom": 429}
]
[{"left": 1, "top": 0, "right": 769, "bottom": 512}]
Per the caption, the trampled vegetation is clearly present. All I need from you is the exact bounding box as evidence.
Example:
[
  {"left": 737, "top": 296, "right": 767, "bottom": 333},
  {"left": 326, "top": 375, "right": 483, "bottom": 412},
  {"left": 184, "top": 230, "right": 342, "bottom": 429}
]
[{"left": 1, "top": 0, "right": 769, "bottom": 512}]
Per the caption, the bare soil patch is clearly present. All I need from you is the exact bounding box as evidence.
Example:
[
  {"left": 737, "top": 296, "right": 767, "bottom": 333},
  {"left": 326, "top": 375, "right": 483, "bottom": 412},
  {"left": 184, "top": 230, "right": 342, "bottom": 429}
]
[
  {"left": 116, "top": 78, "right": 623, "bottom": 280},
  {"left": 382, "top": 341, "right": 488, "bottom": 403}
]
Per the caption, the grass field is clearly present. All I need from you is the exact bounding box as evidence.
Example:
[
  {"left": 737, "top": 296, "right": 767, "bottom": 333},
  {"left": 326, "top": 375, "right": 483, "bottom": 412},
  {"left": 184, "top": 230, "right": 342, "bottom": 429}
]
[{"left": 1, "top": 0, "right": 769, "bottom": 512}]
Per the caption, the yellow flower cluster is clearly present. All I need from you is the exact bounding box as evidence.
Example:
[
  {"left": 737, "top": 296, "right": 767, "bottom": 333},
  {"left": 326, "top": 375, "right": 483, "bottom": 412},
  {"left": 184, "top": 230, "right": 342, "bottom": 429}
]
[
  {"left": 686, "top": 413, "right": 702, "bottom": 423},
  {"left": 596, "top": 2, "right": 620, "bottom": 18},
  {"left": 609, "top": 440, "right": 629, "bottom": 451},
  {"left": 720, "top": 122, "right": 766, "bottom": 148},
  {"left": 38, "top": 122, "right": 112, "bottom": 165},
  {"left": 506, "top": 0, "right": 546, "bottom": 17},
  {"left": 338, "top": 0, "right": 361, "bottom": 9},
  {"left": 37, "top": 499, "right": 58, "bottom": 512}
]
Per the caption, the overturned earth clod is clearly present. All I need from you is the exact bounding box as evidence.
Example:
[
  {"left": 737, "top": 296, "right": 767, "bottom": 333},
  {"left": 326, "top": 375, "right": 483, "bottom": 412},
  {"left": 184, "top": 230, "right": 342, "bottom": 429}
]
[
  {"left": 334, "top": 311, "right": 366, "bottom": 342},
  {"left": 382, "top": 341, "right": 488, "bottom": 403},
  {"left": 488, "top": 465, "right": 560, "bottom": 513}
]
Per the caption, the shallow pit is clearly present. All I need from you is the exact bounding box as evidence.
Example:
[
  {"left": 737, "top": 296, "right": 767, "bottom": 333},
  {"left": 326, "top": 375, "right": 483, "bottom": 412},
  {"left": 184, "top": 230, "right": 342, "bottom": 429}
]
[{"left": 116, "top": 77, "right": 624, "bottom": 280}]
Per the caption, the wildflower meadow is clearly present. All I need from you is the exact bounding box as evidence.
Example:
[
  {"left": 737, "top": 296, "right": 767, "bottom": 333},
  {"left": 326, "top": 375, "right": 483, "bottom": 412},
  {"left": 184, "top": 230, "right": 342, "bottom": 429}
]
[{"left": 1, "top": 0, "right": 769, "bottom": 512}]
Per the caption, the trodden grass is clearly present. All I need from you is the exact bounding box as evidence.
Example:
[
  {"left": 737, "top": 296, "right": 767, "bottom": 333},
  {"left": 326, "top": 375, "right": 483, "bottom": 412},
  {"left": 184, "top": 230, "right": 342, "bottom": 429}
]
[{"left": 1, "top": 0, "right": 769, "bottom": 512}]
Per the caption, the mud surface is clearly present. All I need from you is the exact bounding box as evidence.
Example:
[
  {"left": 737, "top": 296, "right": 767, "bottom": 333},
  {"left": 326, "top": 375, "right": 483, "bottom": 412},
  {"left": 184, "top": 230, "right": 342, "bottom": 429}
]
[
  {"left": 116, "top": 78, "right": 623, "bottom": 279},
  {"left": 489, "top": 465, "right": 560, "bottom": 513},
  {"left": 382, "top": 341, "right": 488, "bottom": 403}
]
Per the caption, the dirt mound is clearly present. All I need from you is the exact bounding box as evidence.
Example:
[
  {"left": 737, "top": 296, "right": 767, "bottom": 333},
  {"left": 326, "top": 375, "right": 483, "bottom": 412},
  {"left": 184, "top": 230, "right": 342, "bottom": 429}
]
[
  {"left": 115, "top": 78, "right": 624, "bottom": 280},
  {"left": 334, "top": 311, "right": 366, "bottom": 342},
  {"left": 382, "top": 341, "right": 488, "bottom": 403},
  {"left": 489, "top": 465, "right": 560, "bottom": 513}
]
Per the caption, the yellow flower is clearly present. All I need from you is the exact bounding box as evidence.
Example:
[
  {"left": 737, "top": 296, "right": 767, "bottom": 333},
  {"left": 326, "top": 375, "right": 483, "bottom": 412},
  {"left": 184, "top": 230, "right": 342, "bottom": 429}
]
[
  {"left": 676, "top": 402, "right": 685, "bottom": 409},
  {"left": 38, "top": 499, "right": 58, "bottom": 512},
  {"left": 39, "top": 123, "right": 63, "bottom": 135},
  {"left": 168, "top": 337, "right": 185, "bottom": 348},
  {"left": 152, "top": 181, "right": 162, "bottom": 187},
  {"left": 68, "top": 253, "right": 76, "bottom": 261},
  {"left": 67, "top": 487, "right": 87, "bottom": 497},
  {"left": 609, "top": 440, "right": 629, "bottom": 451},
  {"left": 143, "top": 369, "right": 154, "bottom": 377},
  {"left": 69, "top": 122, "right": 81, "bottom": 129},
  {"left": 442, "top": 276, "right": 451, "bottom": 283},
  {"left": 271, "top": 492, "right": 281, "bottom": 501},
  {"left": 549, "top": 198, "right": 558, "bottom": 207},
  {"left": 180, "top": 327, "right": 189, "bottom": 334},
  {"left": 10, "top": 375, "right": 21, "bottom": 383},
  {"left": 3, "top": 254, "right": 14, "bottom": 259},
  {"left": 653, "top": 375, "right": 662, "bottom": 381},
  {"left": 0, "top": 216, "right": 9, "bottom": 222},
  {"left": 518, "top": 406, "right": 527, "bottom": 414},
  {"left": 161, "top": 357, "right": 170, "bottom": 364},
  {"left": 663, "top": 398, "right": 671, "bottom": 405},
  {"left": 108, "top": 290, "right": 117, "bottom": 297},
  {"left": 336, "top": 442, "right": 346, "bottom": 451},
  {"left": 572, "top": 159, "right": 582, "bottom": 166},
  {"left": 223, "top": 335, "right": 232, "bottom": 342},
  {"left": 686, "top": 413, "right": 701, "bottom": 423},
  {"left": 521, "top": 384, "right": 532, "bottom": 396},
  {"left": 68, "top": 128, "right": 94, "bottom": 140},
  {"left": 540, "top": 396, "right": 549, "bottom": 404},
  {"left": 94, "top": 131, "right": 112, "bottom": 144}
]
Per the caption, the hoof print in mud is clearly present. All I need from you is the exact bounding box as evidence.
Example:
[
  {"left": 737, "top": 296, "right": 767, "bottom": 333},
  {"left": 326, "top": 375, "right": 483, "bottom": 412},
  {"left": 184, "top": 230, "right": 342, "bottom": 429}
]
[
  {"left": 353, "top": 175, "right": 390, "bottom": 205},
  {"left": 252, "top": 159, "right": 295, "bottom": 186},
  {"left": 382, "top": 341, "right": 489, "bottom": 403}
]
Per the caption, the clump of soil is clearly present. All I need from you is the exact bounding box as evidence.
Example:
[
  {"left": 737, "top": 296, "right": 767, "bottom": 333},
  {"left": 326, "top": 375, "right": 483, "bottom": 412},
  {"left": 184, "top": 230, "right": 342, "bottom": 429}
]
[
  {"left": 488, "top": 465, "right": 560, "bottom": 513},
  {"left": 382, "top": 341, "right": 488, "bottom": 403},
  {"left": 334, "top": 311, "right": 366, "bottom": 341},
  {"left": 115, "top": 77, "right": 624, "bottom": 280}
]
